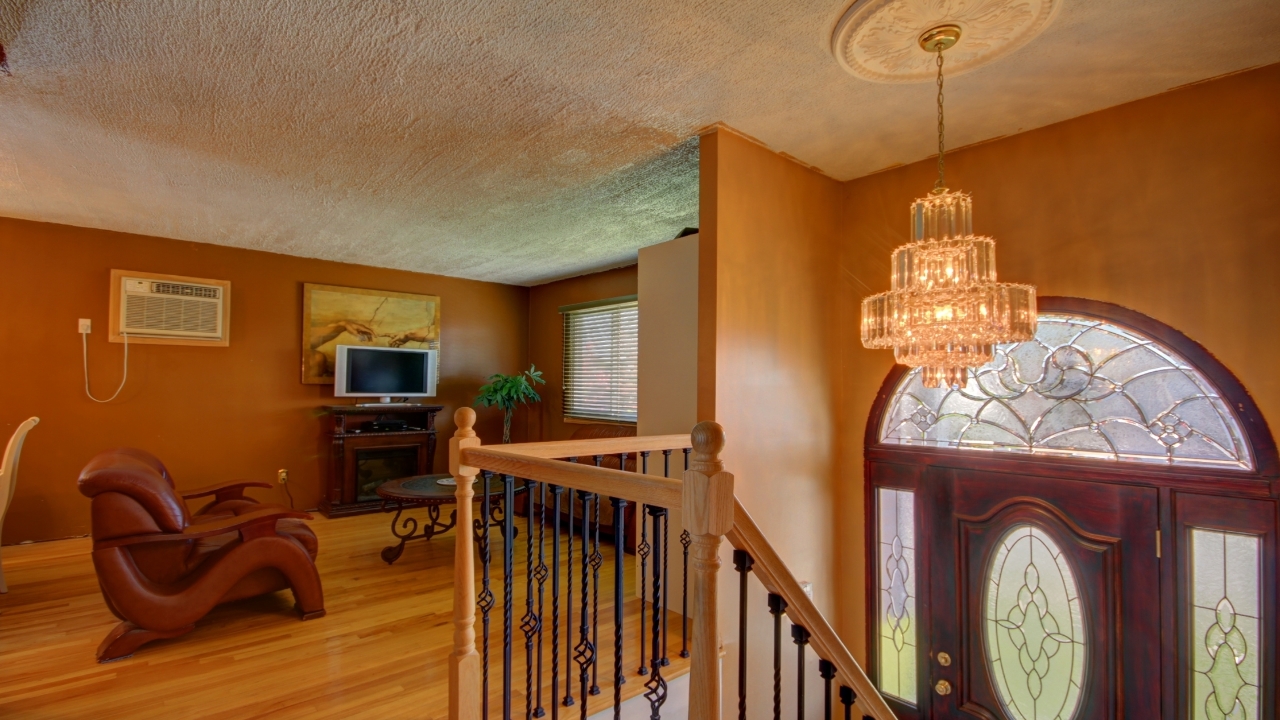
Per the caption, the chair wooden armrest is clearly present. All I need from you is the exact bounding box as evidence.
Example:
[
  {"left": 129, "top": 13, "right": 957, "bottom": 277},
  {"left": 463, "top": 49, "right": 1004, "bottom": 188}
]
[
  {"left": 94, "top": 508, "right": 313, "bottom": 549},
  {"left": 181, "top": 480, "right": 274, "bottom": 502}
]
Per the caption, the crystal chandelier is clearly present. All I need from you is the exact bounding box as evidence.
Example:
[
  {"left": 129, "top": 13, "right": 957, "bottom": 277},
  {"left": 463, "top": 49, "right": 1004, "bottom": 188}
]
[{"left": 860, "top": 25, "right": 1037, "bottom": 389}]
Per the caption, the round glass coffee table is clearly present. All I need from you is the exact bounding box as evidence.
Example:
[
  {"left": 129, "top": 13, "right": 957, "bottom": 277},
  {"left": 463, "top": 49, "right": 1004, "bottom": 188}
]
[{"left": 375, "top": 474, "right": 521, "bottom": 564}]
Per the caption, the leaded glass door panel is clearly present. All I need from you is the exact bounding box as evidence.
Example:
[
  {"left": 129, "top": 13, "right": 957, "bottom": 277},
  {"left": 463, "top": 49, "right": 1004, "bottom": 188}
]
[
  {"left": 923, "top": 467, "right": 1160, "bottom": 719},
  {"left": 866, "top": 298, "right": 1279, "bottom": 720}
]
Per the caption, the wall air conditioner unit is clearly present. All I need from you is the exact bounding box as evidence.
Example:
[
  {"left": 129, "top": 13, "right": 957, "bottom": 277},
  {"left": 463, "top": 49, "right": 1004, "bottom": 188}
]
[{"left": 109, "top": 269, "right": 231, "bottom": 346}]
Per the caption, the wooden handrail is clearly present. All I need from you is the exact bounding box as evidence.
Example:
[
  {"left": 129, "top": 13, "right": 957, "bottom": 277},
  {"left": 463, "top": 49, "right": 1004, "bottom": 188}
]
[
  {"left": 448, "top": 411, "right": 892, "bottom": 720},
  {"left": 460, "top": 446, "right": 685, "bottom": 508},
  {"left": 727, "top": 500, "right": 895, "bottom": 720},
  {"left": 480, "top": 434, "right": 691, "bottom": 459}
]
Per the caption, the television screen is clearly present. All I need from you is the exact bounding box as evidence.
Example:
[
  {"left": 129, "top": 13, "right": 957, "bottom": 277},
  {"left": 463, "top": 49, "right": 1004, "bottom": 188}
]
[{"left": 335, "top": 346, "right": 437, "bottom": 397}]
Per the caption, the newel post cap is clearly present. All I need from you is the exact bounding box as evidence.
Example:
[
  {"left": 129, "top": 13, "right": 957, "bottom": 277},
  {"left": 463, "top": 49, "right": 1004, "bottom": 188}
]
[
  {"left": 454, "top": 407, "right": 477, "bottom": 438},
  {"left": 684, "top": 421, "right": 733, "bottom": 536},
  {"left": 450, "top": 407, "right": 481, "bottom": 477},
  {"left": 690, "top": 421, "right": 725, "bottom": 475}
]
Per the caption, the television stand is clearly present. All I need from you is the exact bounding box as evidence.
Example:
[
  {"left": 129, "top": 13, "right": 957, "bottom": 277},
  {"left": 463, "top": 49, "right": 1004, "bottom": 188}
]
[{"left": 320, "top": 404, "right": 444, "bottom": 517}]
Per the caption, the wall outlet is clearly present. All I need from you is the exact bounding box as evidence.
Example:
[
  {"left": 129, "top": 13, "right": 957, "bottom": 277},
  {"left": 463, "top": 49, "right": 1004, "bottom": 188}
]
[
  {"left": 78, "top": 318, "right": 92, "bottom": 333},
  {"left": 800, "top": 581, "right": 814, "bottom": 599},
  {"left": 277, "top": 469, "right": 289, "bottom": 485}
]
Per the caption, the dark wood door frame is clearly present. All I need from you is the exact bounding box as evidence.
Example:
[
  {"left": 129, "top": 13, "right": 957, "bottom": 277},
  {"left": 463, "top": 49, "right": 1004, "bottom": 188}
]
[{"left": 862, "top": 297, "right": 1280, "bottom": 720}]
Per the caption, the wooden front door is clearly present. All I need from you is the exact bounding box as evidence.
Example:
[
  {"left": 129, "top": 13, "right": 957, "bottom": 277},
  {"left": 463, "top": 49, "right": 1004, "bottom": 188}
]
[
  {"left": 922, "top": 466, "right": 1159, "bottom": 719},
  {"left": 864, "top": 299, "right": 1280, "bottom": 720}
]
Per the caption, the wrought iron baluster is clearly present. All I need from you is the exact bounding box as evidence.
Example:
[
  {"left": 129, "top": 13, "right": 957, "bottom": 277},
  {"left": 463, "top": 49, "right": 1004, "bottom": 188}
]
[
  {"left": 679, "top": 528, "right": 691, "bottom": 659},
  {"left": 563, "top": 461, "right": 577, "bottom": 708},
  {"left": 838, "top": 686, "right": 856, "bottom": 720},
  {"left": 819, "top": 660, "right": 836, "bottom": 720},
  {"left": 522, "top": 480, "right": 541, "bottom": 720},
  {"left": 589, "top": 457, "right": 605, "bottom": 696},
  {"left": 792, "top": 625, "right": 810, "bottom": 720},
  {"left": 643, "top": 505, "right": 668, "bottom": 719},
  {"left": 636, "top": 453, "right": 651, "bottom": 676},
  {"left": 682, "top": 447, "right": 690, "bottom": 472},
  {"left": 575, "top": 491, "right": 596, "bottom": 720},
  {"left": 680, "top": 445, "right": 691, "bottom": 661},
  {"left": 535, "top": 482, "right": 549, "bottom": 718},
  {"left": 550, "top": 484, "right": 564, "bottom": 720},
  {"left": 660, "top": 506, "right": 670, "bottom": 667},
  {"left": 474, "top": 472, "right": 495, "bottom": 720},
  {"left": 610, "top": 496, "right": 629, "bottom": 719},
  {"left": 503, "top": 475, "right": 517, "bottom": 720},
  {"left": 734, "top": 550, "right": 754, "bottom": 720},
  {"left": 769, "top": 593, "right": 788, "bottom": 720}
]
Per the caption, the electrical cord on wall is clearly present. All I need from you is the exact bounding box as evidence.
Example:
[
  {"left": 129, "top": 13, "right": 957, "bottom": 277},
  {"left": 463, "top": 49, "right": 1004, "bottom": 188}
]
[{"left": 83, "top": 331, "right": 129, "bottom": 403}]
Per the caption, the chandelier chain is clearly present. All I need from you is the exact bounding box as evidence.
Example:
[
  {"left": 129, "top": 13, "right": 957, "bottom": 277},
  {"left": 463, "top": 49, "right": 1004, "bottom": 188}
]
[{"left": 934, "top": 48, "right": 946, "bottom": 192}]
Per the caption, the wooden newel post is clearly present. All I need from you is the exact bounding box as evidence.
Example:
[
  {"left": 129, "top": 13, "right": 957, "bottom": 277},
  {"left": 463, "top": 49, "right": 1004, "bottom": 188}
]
[
  {"left": 449, "top": 408, "right": 482, "bottom": 720},
  {"left": 683, "top": 421, "right": 734, "bottom": 720}
]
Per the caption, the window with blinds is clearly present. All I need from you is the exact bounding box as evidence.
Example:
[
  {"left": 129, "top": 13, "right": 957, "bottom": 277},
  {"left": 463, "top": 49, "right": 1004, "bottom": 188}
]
[{"left": 561, "top": 297, "right": 638, "bottom": 423}]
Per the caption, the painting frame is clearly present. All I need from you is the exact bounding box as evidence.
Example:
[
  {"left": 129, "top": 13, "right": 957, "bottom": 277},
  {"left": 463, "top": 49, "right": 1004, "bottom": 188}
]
[{"left": 301, "top": 283, "right": 441, "bottom": 385}]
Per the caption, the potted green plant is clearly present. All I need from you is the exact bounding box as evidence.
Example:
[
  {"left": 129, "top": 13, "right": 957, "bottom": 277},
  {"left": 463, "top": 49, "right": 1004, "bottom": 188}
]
[{"left": 474, "top": 365, "right": 545, "bottom": 443}]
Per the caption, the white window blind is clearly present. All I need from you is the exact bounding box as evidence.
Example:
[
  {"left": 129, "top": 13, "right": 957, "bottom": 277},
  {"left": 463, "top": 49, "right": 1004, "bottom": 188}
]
[{"left": 562, "top": 298, "right": 638, "bottom": 423}]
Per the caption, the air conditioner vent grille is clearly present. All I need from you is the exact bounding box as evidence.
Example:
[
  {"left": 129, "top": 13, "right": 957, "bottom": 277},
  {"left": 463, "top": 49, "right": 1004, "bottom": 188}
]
[
  {"left": 152, "top": 282, "right": 220, "bottom": 299},
  {"left": 124, "top": 295, "right": 220, "bottom": 336}
]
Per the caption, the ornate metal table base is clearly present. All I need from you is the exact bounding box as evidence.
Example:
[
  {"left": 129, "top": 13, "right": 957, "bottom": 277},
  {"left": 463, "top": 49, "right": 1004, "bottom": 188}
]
[{"left": 380, "top": 501, "right": 458, "bottom": 564}]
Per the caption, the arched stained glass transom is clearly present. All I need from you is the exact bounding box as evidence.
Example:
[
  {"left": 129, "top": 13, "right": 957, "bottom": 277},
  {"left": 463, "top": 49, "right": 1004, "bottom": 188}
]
[{"left": 879, "top": 313, "right": 1254, "bottom": 470}]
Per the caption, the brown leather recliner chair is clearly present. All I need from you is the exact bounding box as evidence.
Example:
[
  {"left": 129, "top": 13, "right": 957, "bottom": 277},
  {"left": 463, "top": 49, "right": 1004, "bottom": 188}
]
[{"left": 78, "top": 448, "right": 325, "bottom": 662}]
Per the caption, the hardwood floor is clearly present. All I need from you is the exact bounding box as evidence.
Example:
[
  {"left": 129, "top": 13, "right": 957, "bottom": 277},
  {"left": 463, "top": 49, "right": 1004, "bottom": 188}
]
[{"left": 0, "top": 512, "right": 688, "bottom": 719}]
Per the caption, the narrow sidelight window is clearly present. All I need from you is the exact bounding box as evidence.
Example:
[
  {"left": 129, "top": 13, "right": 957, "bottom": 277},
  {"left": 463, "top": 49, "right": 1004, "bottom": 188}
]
[
  {"left": 877, "top": 487, "right": 917, "bottom": 704},
  {"left": 1190, "top": 528, "right": 1262, "bottom": 720}
]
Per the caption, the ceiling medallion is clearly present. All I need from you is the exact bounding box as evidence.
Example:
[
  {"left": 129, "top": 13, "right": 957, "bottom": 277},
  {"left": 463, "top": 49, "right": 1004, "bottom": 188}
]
[
  {"left": 860, "top": 25, "right": 1037, "bottom": 388},
  {"left": 831, "top": 0, "right": 1060, "bottom": 83}
]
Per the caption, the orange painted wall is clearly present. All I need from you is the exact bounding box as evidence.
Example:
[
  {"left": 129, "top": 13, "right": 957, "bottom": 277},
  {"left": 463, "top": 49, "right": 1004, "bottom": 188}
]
[
  {"left": 526, "top": 265, "right": 638, "bottom": 442},
  {"left": 0, "top": 218, "right": 528, "bottom": 544},
  {"left": 699, "top": 126, "right": 844, "bottom": 709},
  {"left": 834, "top": 63, "right": 1280, "bottom": 662}
]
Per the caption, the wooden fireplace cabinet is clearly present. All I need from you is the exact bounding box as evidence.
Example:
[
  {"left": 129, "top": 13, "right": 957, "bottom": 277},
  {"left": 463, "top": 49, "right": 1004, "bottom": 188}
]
[{"left": 320, "top": 404, "right": 444, "bottom": 517}]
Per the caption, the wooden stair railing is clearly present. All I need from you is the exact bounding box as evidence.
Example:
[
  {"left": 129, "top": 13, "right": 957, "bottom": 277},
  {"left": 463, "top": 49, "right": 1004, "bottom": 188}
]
[
  {"left": 445, "top": 408, "right": 892, "bottom": 720},
  {"left": 728, "top": 501, "right": 896, "bottom": 720}
]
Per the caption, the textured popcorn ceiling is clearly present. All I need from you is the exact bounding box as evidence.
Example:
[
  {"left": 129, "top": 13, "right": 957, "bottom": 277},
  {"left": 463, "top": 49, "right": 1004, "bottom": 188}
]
[{"left": 0, "top": 0, "right": 1276, "bottom": 285}]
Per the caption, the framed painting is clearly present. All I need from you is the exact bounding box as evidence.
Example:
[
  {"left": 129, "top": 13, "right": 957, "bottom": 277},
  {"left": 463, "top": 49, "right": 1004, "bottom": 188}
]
[{"left": 302, "top": 283, "right": 441, "bottom": 385}]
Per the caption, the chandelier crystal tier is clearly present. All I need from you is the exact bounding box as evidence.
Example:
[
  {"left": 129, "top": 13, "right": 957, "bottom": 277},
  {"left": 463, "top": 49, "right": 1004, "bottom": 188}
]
[{"left": 860, "top": 25, "right": 1036, "bottom": 389}]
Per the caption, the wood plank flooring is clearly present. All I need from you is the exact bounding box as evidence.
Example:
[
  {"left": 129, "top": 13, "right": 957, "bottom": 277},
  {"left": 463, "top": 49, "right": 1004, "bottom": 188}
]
[{"left": 0, "top": 512, "right": 688, "bottom": 719}]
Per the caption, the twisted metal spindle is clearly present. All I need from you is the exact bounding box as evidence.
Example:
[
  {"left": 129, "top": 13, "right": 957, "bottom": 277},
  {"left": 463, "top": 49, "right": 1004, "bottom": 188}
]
[
  {"left": 610, "top": 496, "right": 629, "bottom": 719},
  {"left": 503, "top": 475, "right": 516, "bottom": 720},
  {"left": 636, "top": 453, "right": 651, "bottom": 676},
  {"left": 575, "top": 491, "right": 596, "bottom": 720},
  {"left": 522, "top": 480, "right": 542, "bottom": 720},
  {"left": 550, "top": 484, "right": 564, "bottom": 720},
  {"left": 643, "top": 505, "right": 668, "bottom": 719},
  {"left": 680, "top": 445, "right": 691, "bottom": 661},
  {"left": 769, "top": 593, "right": 788, "bottom": 720},
  {"left": 657, "top": 506, "right": 670, "bottom": 667},
  {"left": 679, "top": 528, "right": 691, "bottom": 659},
  {"left": 589, "top": 457, "right": 605, "bottom": 696},
  {"left": 563, "top": 461, "right": 577, "bottom": 708},
  {"left": 476, "top": 471, "right": 495, "bottom": 720},
  {"left": 534, "top": 482, "right": 549, "bottom": 718},
  {"left": 819, "top": 659, "right": 836, "bottom": 720}
]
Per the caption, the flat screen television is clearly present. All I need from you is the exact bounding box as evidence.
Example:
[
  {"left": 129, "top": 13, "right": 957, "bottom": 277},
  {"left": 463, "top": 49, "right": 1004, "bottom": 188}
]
[{"left": 333, "top": 345, "right": 438, "bottom": 402}]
